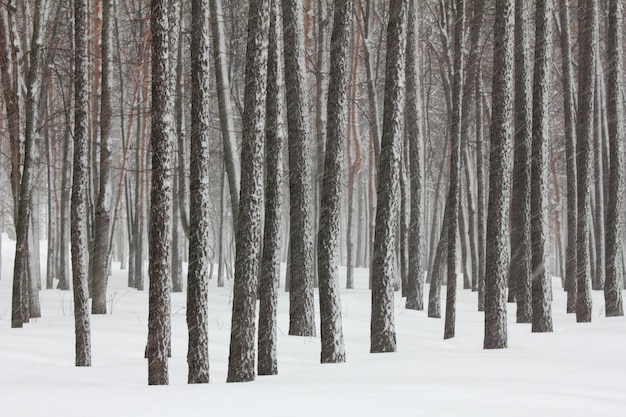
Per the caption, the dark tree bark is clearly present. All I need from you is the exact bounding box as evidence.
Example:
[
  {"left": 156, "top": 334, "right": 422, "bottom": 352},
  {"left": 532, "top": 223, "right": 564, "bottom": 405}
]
[
  {"left": 10, "top": 0, "right": 44, "bottom": 327},
  {"left": 370, "top": 0, "right": 407, "bottom": 354},
  {"left": 147, "top": 0, "right": 173, "bottom": 385},
  {"left": 258, "top": 0, "right": 284, "bottom": 376},
  {"left": 405, "top": 0, "right": 424, "bottom": 311},
  {"left": 92, "top": 0, "right": 114, "bottom": 315},
  {"left": 575, "top": 0, "right": 596, "bottom": 323},
  {"left": 444, "top": 0, "right": 464, "bottom": 341},
  {"left": 509, "top": 0, "right": 532, "bottom": 320},
  {"left": 72, "top": 0, "right": 92, "bottom": 366},
  {"left": 227, "top": 0, "right": 269, "bottom": 383},
  {"left": 558, "top": 0, "right": 578, "bottom": 314},
  {"left": 484, "top": 0, "right": 514, "bottom": 350},
  {"left": 283, "top": 0, "right": 317, "bottom": 337},
  {"left": 317, "top": 0, "right": 351, "bottom": 364},
  {"left": 530, "top": 0, "right": 553, "bottom": 333},
  {"left": 187, "top": 0, "right": 211, "bottom": 384},
  {"left": 604, "top": 0, "right": 624, "bottom": 317}
]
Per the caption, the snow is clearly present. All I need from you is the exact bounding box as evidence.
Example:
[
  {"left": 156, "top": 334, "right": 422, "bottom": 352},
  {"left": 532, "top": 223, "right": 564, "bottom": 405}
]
[{"left": 1, "top": 234, "right": 625, "bottom": 417}]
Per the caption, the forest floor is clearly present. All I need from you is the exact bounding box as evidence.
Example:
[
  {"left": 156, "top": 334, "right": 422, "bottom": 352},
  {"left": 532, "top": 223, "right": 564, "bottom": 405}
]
[{"left": 1, "top": 234, "right": 625, "bottom": 417}]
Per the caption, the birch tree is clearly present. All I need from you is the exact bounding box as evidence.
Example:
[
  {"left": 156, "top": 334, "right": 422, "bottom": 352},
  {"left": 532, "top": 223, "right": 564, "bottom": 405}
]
[
  {"left": 72, "top": 0, "right": 92, "bottom": 366},
  {"left": 530, "top": 0, "right": 553, "bottom": 333},
  {"left": 227, "top": 0, "right": 269, "bottom": 383},
  {"left": 283, "top": 0, "right": 317, "bottom": 337},
  {"left": 484, "top": 0, "right": 514, "bottom": 350},
  {"left": 575, "top": 0, "right": 596, "bottom": 323},
  {"left": 555, "top": 0, "right": 579, "bottom": 314},
  {"left": 317, "top": 0, "right": 351, "bottom": 364},
  {"left": 509, "top": 0, "right": 532, "bottom": 321},
  {"left": 92, "top": 0, "right": 114, "bottom": 314},
  {"left": 258, "top": 0, "right": 284, "bottom": 376},
  {"left": 604, "top": 0, "right": 624, "bottom": 317},
  {"left": 187, "top": 0, "right": 211, "bottom": 384},
  {"left": 147, "top": 0, "right": 173, "bottom": 385},
  {"left": 370, "top": 0, "right": 406, "bottom": 354},
  {"left": 405, "top": 0, "right": 424, "bottom": 311}
]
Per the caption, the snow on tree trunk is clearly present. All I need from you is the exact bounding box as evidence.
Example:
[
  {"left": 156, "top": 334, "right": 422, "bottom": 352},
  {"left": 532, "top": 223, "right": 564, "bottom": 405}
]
[
  {"left": 405, "top": 0, "right": 424, "bottom": 311},
  {"left": 509, "top": 0, "right": 532, "bottom": 322},
  {"left": 227, "top": 0, "right": 269, "bottom": 383},
  {"left": 72, "top": 0, "right": 92, "bottom": 366},
  {"left": 282, "top": 0, "right": 317, "bottom": 337},
  {"left": 530, "top": 0, "right": 553, "bottom": 333},
  {"left": 92, "top": 0, "right": 114, "bottom": 315},
  {"left": 575, "top": 0, "right": 596, "bottom": 323},
  {"left": 186, "top": 0, "right": 211, "bottom": 384},
  {"left": 604, "top": 0, "right": 625, "bottom": 317},
  {"left": 258, "top": 0, "right": 284, "bottom": 376},
  {"left": 370, "top": 0, "right": 406, "bottom": 354},
  {"left": 484, "top": 0, "right": 514, "bottom": 350},
  {"left": 558, "top": 0, "right": 578, "bottom": 314},
  {"left": 147, "top": 0, "right": 173, "bottom": 385},
  {"left": 317, "top": 0, "right": 351, "bottom": 364},
  {"left": 444, "top": 0, "right": 464, "bottom": 341}
]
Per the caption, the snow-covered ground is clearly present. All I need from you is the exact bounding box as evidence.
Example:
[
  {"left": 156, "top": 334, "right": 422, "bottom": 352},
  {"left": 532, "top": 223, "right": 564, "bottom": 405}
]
[{"left": 1, "top": 234, "right": 625, "bottom": 417}]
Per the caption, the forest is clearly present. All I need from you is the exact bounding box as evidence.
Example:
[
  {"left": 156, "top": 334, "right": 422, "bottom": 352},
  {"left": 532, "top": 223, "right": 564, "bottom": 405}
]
[{"left": 0, "top": 0, "right": 625, "bottom": 403}]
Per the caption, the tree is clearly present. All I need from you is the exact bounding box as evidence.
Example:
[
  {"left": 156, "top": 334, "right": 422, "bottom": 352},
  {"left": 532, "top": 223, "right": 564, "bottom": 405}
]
[
  {"left": 405, "top": 0, "right": 424, "bottom": 311},
  {"left": 509, "top": 0, "right": 532, "bottom": 321},
  {"left": 484, "top": 0, "right": 514, "bottom": 350},
  {"left": 147, "top": 0, "right": 173, "bottom": 385},
  {"left": 72, "top": 0, "right": 92, "bottom": 366},
  {"left": 258, "top": 0, "right": 285, "bottom": 376},
  {"left": 209, "top": 0, "right": 240, "bottom": 228},
  {"left": 557, "top": 0, "right": 578, "bottom": 314},
  {"left": 227, "top": 0, "right": 269, "bottom": 383},
  {"left": 187, "top": 0, "right": 211, "bottom": 384},
  {"left": 283, "top": 0, "right": 317, "bottom": 337},
  {"left": 444, "top": 0, "right": 465, "bottom": 340},
  {"left": 575, "top": 0, "right": 596, "bottom": 323},
  {"left": 530, "top": 0, "right": 553, "bottom": 333},
  {"left": 370, "top": 0, "right": 407, "bottom": 354},
  {"left": 604, "top": 0, "right": 624, "bottom": 317},
  {"left": 92, "top": 0, "right": 114, "bottom": 315},
  {"left": 10, "top": 0, "right": 44, "bottom": 327},
  {"left": 317, "top": 0, "right": 351, "bottom": 364}
]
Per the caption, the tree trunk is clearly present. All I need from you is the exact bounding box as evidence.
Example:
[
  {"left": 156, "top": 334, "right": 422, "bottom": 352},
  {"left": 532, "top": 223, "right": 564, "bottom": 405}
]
[
  {"left": 258, "top": 0, "right": 284, "bottom": 375},
  {"left": 227, "top": 0, "right": 269, "bottom": 383},
  {"left": 147, "top": 0, "right": 173, "bottom": 385},
  {"left": 186, "top": 0, "right": 211, "bottom": 384},
  {"left": 592, "top": 55, "right": 605, "bottom": 291},
  {"left": 370, "top": 0, "right": 406, "bottom": 354},
  {"left": 92, "top": 0, "right": 114, "bottom": 314},
  {"left": 283, "top": 0, "right": 317, "bottom": 337},
  {"left": 604, "top": 0, "right": 624, "bottom": 317},
  {"left": 557, "top": 0, "right": 579, "bottom": 314},
  {"left": 484, "top": 0, "right": 514, "bottom": 350},
  {"left": 530, "top": 0, "right": 553, "bottom": 333},
  {"left": 317, "top": 0, "right": 351, "bottom": 364},
  {"left": 405, "top": 0, "right": 424, "bottom": 310},
  {"left": 509, "top": 0, "right": 532, "bottom": 320},
  {"left": 575, "top": 0, "right": 596, "bottom": 323},
  {"left": 11, "top": 0, "right": 44, "bottom": 328},
  {"left": 72, "top": 0, "right": 92, "bottom": 366},
  {"left": 444, "top": 0, "right": 464, "bottom": 340}
]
